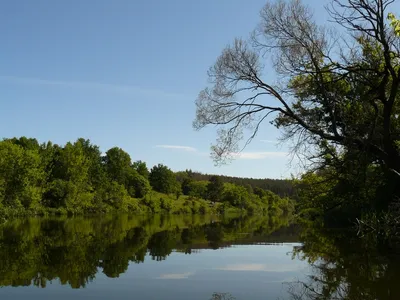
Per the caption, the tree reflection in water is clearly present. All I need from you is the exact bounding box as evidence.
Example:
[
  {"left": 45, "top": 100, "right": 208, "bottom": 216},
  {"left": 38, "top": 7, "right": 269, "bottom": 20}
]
[
  {"left": 0, "top": 213, "right": 293, "bottom": 289},
  {"left": 283, "top": 224, "right": 400, "bottom": 300},
  {"left": 209, "top": 292, "right": 236, "bottom": 300}
]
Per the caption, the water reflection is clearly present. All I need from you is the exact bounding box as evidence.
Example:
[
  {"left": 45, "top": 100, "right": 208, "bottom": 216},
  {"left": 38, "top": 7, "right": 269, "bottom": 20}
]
[
  {"left": 3, "top": 214, "right": 396, "bottom": 299},
  {"left": 285, "top": 224, "right": 400, "bottom": 300},
  {"left": 0, "top": 214, "right": 294, "bottom": 289},
  {"left": 210, "top": 293, "right": 236, "bottom": 300}
]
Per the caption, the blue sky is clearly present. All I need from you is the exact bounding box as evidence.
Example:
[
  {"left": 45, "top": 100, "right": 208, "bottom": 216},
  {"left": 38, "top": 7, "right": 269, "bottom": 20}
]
[{"left": 1, "top": 0, "right": 398, "bottom": 179}]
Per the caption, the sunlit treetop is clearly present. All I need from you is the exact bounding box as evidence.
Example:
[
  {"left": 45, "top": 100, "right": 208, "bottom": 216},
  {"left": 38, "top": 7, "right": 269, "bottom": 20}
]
[{"left": 388, "top": 13, "right": 400, "bottom": 36}]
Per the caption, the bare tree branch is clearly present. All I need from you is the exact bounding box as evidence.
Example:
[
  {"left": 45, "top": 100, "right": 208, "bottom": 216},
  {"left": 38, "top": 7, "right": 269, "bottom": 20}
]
[{"left": 194, "top": 0, "right": 400, "bottom": 173}]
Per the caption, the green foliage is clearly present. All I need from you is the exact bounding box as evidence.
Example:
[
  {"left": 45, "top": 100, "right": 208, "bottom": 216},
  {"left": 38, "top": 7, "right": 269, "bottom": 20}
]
[
  {"left": 181, "top": 171, "right": 293, "bottom": 197},
  {"left": 294, "top": 172, "right": 334, "bottom": 222},
  {"left": 192, "top": 0, "right": 400, "bottom": 227},
  {"left": 181, "top": 176, "right": 193, "bottom": 195},
  {"left": 222, "top": 183, "right": 249, "bottom": 208},
  {"left": 187, "top": 180, "right": 209, "bottom": 199},
  {"left": 388, "top": 13, "right": 400, "bottom": 36},
  {"left": 142, "top": 193, "right": 161, "bottom": 213},
  {"left": 294, "top": 164, "right": 391, "bottom": 226},
  {"left": 175, "top": 185, "right": 182, "bottom": 200},
  {"left": 132, "top": 160, "right": 149, "bottom": 178},
  {"left": 0, "top": 137, "right": 292, "bottom": 218},
  {"left": 77, "top": 138, "right": 106, "bottom": 187},
  {"left": 199, "top": 203, "right": 208, "bottom": 214},
  {"left": 103, "top": 147, "right": 132, "bottom": 183},
  {"left": 44, "top": 140, "right": 94, "bottom": 212},
  {"left": 45, "top": 179, "right": 68, "bottom": 208},
  {"left": 149, "top": 164, "right": 177, "bottom": 194},
  {"left": 126, "top": 169, "right": 151, "bottom": 198},
  {"left": 207, "top": 176, "right": 224, "bottom": 202},
  {"left": 0, "top": 141, "right": 44, "bottom": 209},
  {"left": 6, "top": 136, "right": 40, "bottom": 150},
  {"left": 101, "top": 181, "right": 129, "bottom": 210},
  {"left": 160, "top": 197, "right": 173, "bottom": 212}
]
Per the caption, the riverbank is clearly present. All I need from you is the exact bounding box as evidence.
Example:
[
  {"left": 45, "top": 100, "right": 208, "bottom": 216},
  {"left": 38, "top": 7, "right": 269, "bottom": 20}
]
[
  {"left": 0, "top": 190, "right": 294, "bottom": 224},
  {"left": 0, "top": 137, "right": 294, "bottom": 222}
]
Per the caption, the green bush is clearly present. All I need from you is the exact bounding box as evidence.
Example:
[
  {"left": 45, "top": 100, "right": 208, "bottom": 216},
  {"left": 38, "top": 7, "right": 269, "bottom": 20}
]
[
  {"left": 102, "top": 181, "right": 129, "bottom": 210},
  {"left": 191, "top": 202, "right": 200, "bottom": 214},
  {"left": 199, "top": 204, "right": 208, "bottom": 214},
  {"left": 160, "top": 197, "right": 173, "bottom": 212},
  {"left": 126, "top": 197, "right": 141, "bottom": 212},
  {"left": 127, "top": 170, "right": 151, "bottom": 198},
  {"left": 142, "top": 195, "right": 161, "bottom": 213}
]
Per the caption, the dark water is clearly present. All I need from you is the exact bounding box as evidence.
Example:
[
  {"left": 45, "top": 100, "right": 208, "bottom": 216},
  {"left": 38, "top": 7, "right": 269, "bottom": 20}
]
[{"left": 0, "top": 214, "right": 398, "bottom": 300}]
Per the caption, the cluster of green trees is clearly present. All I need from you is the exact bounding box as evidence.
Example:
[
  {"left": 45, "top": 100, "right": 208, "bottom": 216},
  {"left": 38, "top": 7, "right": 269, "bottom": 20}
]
[
  {"left": 0, "top": 137, "right": 292, "bottom": 217},
  {"left": 0, "top": 214, "right": 292, "bottom": 289},
  {"left": 176, "top": 171, "right": 294, "bottom": 215},
  {"left": 193, "top": 0, "right": 400, "bottom": 227},
  {"left": 0, "top": 137, "right": 150, "bottom": 214}
]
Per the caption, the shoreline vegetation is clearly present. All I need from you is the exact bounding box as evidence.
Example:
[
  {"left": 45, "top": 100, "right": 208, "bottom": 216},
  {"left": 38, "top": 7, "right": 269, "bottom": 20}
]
[{"left": 0, "top": 137, "right": 294, "bottom": 221}]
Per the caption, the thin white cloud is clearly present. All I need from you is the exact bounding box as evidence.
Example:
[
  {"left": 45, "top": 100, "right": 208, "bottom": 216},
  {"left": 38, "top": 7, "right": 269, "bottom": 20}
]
[
  {"left": 155, "top": 145, "right": 197, "bottom": 152},
  {"left": 216, "top": 263, "right": 305, "bottom": 273},
  {"left": 260, "top": 139, "right": 277, "bottom": 144},
  {"left": 0, "top": 75, "right": 184, "bottom": 98},
  {"left": 218, "top": 264, "right": 267, "bottom": 271},
  {"left": 157, "top": 272, "right": 193, "bottom": 279},
  {"left": 232, "top": 151, "right": 288, "bottom": 160}
]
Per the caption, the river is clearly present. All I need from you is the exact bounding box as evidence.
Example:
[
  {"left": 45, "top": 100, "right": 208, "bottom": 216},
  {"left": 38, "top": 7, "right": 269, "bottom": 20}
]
[{"left": 0, "top": 214, "right": 397, "bottom": 299}]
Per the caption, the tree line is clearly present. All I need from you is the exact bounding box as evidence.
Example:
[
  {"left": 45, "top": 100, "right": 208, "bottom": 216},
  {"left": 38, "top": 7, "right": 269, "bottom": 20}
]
[
  {"left": 176, "top": 171, "right": 294, "bottom": 197},
  {"left": 0, "top": 136, "right": 293, "bottom": 217}
]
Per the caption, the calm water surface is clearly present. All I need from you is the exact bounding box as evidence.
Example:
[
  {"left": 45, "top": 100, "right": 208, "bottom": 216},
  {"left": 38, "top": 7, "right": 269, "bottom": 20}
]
[{"left": 0, "top": 214, "right": 398, "bottom": 299}]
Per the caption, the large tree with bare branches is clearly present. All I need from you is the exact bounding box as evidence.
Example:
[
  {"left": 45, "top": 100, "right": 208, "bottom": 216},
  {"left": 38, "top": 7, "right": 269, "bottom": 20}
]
[{"left": 194, "top": 0, "right": 400, "bottom": 188}]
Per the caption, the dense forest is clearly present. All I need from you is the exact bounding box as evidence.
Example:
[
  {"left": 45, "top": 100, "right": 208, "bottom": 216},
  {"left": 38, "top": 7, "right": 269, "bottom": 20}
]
[
  {"left": 194, "top": 0, "right": 400, "bottom": 229},
  {"left": 0, "top": 137, "right": 294, "bottom": 218}
]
